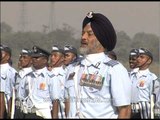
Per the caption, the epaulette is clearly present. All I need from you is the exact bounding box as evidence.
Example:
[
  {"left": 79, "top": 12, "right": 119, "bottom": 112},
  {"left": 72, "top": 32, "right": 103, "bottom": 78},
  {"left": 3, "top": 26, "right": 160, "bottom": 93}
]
[
  {"left": 26, "top": 71, "right": 33, "bottom": 76},
  {"left": 47, "top": 71, "right": 55, "bottom": 78},
  {"left": 72, "top": 60, "right": 82, "bottom": 67},
  {"left": 104, "top": 60, "right": 119, "bottom": 67}
]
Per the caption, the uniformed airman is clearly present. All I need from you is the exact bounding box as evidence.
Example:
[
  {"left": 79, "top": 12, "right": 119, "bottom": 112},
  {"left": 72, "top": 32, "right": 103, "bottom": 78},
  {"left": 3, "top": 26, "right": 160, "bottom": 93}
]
[
  {"left": 49, "top": 45, "right": 66, "bottom": 118},
  {"left": 0, "top": 44, "right": 17, "bottom": 118},
  {"left": 14, "top": 48, "right": 33, "bottom": 119},
  {"left": 21, "top": 45, "right": 60, "bottom": 119},
  {"left": 130, "top": 48, "right": 159, "bottom": 119},
  {"left": 64, "top": 11, "right": 131, "bottom": 119},
  {"left": 63, "top": 45, "right": 85, "bottom": 118}
]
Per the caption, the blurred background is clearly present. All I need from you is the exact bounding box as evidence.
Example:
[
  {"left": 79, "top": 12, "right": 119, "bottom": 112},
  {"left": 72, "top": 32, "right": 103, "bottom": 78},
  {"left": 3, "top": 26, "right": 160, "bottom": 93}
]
[{"left": 1, "top": 2, "right": 160, "bottom": 77}]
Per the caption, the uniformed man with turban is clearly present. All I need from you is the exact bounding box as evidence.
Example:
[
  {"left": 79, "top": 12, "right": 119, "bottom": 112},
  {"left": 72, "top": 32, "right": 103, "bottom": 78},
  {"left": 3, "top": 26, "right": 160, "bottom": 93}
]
[{"left": 64, "top": 11, "right": 131, "bottom": 119}]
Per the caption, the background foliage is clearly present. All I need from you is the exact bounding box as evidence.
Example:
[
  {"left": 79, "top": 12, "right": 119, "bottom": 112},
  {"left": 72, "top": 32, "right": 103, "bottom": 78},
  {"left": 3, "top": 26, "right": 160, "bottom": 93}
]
[{"left": 1, "top": 22, "right": 159, "bottom": 77}]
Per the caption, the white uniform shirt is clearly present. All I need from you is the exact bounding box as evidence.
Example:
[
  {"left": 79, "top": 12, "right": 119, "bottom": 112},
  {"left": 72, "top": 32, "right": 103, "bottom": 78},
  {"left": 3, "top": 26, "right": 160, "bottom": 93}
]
[
  {"left": 130, "top": 69, "right": 158, "bottom": 103},
  {"left": 64, "top": 63, "right": 79, "bottom": 118},
  {"left": 66, "top": 52, "right": 131, "bottom": 118},
  {"left": 0, "top": 63, "right": 17, "bottom": 99},
  {"left": 50, "top": 66, "right": 66, "bottom": 100},
  {"left": 15, "top": 67, "right": 33, "bottom": 101},
  {"left": 50, "top": 66, "right": 67, "bottom": 118},
  {"left": 23, "top": 67, "right": 60, "bottom": 107}
]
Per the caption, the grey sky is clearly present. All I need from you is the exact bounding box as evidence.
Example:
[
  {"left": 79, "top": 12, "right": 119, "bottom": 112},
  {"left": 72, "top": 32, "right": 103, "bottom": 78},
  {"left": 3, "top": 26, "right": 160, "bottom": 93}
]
[{"left": 1, "top": 2, "right": 160, "bottom": 38}]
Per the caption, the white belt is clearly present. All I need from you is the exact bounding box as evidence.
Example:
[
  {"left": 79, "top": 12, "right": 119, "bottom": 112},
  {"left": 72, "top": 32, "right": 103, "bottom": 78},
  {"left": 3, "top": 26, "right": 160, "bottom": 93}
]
[
  {"left": 15, "top": 100, "right": 22, "bottom": 107},
  {"left": 21, "top": 105, "right": 37, "bottom": 114},
  {"left": 131, "top": 103, "right": 140, "bottom": 113},
  {"left": 27, "top": 107, "right": 37, "bottom": 113}
]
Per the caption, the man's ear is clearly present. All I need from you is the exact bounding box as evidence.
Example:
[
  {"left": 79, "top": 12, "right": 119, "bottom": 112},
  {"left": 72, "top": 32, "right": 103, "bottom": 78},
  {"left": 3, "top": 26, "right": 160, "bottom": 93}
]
[
  {"left": 147, "top": 58, "right": 152, "bottom": 65},
  {"left": 4, "top": 52, "right": 11, "bottom": 62}
]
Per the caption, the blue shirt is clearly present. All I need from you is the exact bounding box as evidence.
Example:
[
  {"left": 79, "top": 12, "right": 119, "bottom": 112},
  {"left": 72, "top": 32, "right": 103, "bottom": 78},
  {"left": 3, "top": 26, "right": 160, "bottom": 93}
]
[
  {"left": 50, "top": 66, "right": 66, "bottom": 100},
  {"left": 130, "top": 68, "right": 158, "bottom": 103},
  {"left": 15, "top": 67, "right": 33, "bottom": 101},
  {"left": 0, "top": 63, "right": 17, "bottom": 100},
  {"left": 65, "top": 52, "right": 131, "bottom": 118},
  {"left": 23, "top": 67, "right": 60, "bottom": 109}
]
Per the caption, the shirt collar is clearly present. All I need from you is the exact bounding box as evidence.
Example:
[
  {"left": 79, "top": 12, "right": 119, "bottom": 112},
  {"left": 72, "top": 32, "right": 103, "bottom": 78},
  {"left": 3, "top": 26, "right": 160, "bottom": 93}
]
[
  {"left": 137, "top": 68, "right": 150, "bottom": 77},
  {"left": 0, "top": 63, "right": 10, "bottom": 68},
  {"left": 19, "top": 67, "right": 33, "bottom": 78},
  {"left": 33, "top": 67, "right": 47, "bottom": 77},
  {"left": 81, "top": 52, "right": 108, "bottom": 67}
]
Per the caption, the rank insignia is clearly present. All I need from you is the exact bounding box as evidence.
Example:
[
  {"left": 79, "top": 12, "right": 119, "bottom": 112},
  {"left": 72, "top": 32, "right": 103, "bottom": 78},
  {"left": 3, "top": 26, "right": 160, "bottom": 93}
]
[
  {"left": 68, "top": 72, "right": 75, "bottom": 80},
  {"left": 1, "top": 76, "right": 7, "bottom": 80}
]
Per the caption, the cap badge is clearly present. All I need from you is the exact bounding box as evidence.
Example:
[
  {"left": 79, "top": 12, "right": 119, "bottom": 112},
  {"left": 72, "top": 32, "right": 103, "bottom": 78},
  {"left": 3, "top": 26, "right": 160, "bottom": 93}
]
[{"left": 87, "top": 11, "right": 93, "bottom": 18}]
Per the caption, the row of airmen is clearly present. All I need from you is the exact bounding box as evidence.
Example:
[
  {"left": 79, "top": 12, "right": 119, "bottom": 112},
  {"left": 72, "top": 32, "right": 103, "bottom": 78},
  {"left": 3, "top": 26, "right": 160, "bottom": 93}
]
[
  {"left": 1, "top": 43, "right": 160, "bottom": 119},
  {"left": 0, "top": 44, "right": 84, "bottom": 119}
]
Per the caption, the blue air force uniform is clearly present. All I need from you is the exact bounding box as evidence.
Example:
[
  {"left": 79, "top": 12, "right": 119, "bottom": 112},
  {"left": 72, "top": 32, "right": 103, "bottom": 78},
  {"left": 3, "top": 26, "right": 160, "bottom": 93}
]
[
  {"left": 130, "top": 48, "right": 159, "bottom": 119},
  {"left": 65, "top": 52, "right": 131, "bottom": 118},
  {"left": 22, "top": 67, "right": 60, "bottom": 118},
  {"left": 50, "top": 66, "right": 66, "bottom": 118},
  {"left": 64, "top": 62, "right": 79, "bottom": 118},
  {"left": 20, "top": 46, "right": 61, "bottom": 119},
  {"left": 130, "top": 69, "right": 159, "bottom": 118},
  {"left": 0, "top": 63, "right": 17, "bottom": 99},
  {"left": 14, "top": 67, "right": 33, "bottom": 118}
]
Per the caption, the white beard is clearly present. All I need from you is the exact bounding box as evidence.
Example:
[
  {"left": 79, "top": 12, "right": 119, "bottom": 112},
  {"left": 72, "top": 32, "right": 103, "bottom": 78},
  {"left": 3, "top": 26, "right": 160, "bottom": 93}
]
[{"left": 79, "top": 47, "right": 90, "bottom": 55}]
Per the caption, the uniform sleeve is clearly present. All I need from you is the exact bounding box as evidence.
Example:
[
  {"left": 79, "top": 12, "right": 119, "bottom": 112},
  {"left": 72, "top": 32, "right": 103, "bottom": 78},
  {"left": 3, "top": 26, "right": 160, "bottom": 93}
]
[
  {"left": 155, "top": 88, "right": 160, "bottom": 108},
  {"left": 5, "top": 71, "right": 15, "bottom": 101},
  {"left": 0, "top": 74, "right": 7, "bottom": 92},
  {"left": 153, "top": 77, "right": 160, "bottom": 95},
  {"left": 110, "top": 63, "right": 131, "bottom": 106},
  {"left": 10, "top": 68, "right": 17, "bottom": 88}
]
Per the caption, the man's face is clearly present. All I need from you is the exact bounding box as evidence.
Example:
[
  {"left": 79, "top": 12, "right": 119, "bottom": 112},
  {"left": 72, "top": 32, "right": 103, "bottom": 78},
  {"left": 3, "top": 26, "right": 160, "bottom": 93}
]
[
  {"left": 64, "top": 52, "right": 76, "bottom": 65},
  {"left": 80, "top": 24, "right": 104, "bottom": 55},
  {"left": 32, "top": 56, "right": 48, "bottom": 70},
  {"left": 0, "top": 50, "right": 10, "bottom": 64},
  {"left": 129, "top": 55, "right": 138, "bottom": 69},
  {"left": 19, "top": 54, "right": 32, "bottom": 68},
  {"left": 136, "top": 54, "right": 151, "bottom": 68},
  {"left": 50, "top": 52, "right": 64, "bottom": 67}
]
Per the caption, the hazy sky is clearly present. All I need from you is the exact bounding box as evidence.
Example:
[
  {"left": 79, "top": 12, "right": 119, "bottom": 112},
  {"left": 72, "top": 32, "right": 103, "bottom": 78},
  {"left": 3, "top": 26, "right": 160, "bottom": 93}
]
[{"left": 1, "top": 2, "right": 160, "bottom": 38}]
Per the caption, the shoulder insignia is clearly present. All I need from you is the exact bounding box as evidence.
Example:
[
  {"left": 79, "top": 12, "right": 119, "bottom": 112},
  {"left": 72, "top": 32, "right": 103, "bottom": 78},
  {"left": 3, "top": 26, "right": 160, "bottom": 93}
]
[
  {"left": 47, "top": 72, "right": 55, "bottom": 78},
  {"left": 104, "top": 60, "right": 119, "bottom": 67},
  {"left": 26, "top": 71, "right": 33, "bottom": 76},
  {"left": 1, "top": 75, "right": 7, "bottom": 80},
  {"left": 68, "top": 72, "right": 75, "bottom": 80}
]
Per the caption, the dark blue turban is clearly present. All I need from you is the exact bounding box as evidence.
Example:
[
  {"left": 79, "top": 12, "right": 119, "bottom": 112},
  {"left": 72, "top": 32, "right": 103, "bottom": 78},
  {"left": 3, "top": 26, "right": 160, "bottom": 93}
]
[{"left": 82, "top": 11, "right": 117, "bottom": 51}]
